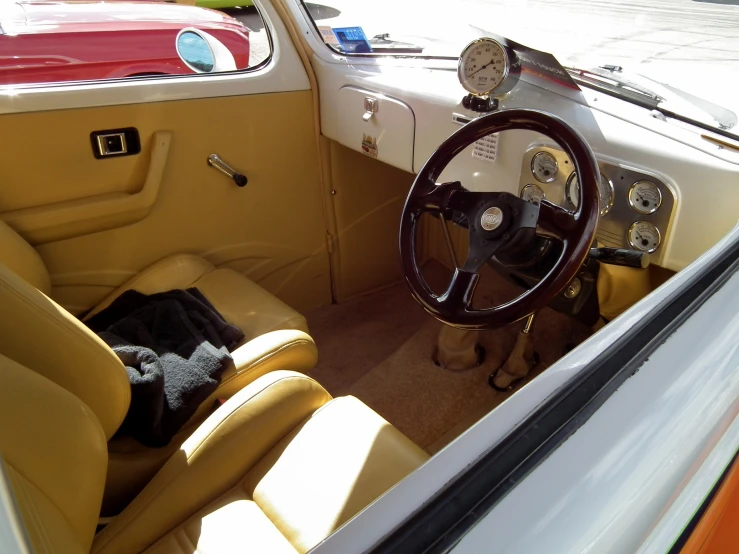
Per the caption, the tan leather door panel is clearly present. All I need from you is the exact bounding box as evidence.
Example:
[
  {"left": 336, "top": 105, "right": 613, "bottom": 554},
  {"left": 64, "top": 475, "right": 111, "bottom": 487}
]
[{"left": 0, "top": 92, "right": 331, "bottom": 314}]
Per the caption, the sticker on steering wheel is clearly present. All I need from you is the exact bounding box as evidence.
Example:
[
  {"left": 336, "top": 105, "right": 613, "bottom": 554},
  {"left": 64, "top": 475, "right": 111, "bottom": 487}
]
[{"left": 472, "top": 133, "right": 499, "bottom": 163}]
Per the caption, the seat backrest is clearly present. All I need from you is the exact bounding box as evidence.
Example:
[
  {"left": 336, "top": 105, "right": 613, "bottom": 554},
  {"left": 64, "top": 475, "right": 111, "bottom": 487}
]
[
  {"left": 0, "top": 261, "right": 130, "bottom": 440},
  {"left": 0, "top": 353, "right": 107, "bottom": 554},
  {"left": 0, "top": 220, "right": 51, "bottom": 295}
]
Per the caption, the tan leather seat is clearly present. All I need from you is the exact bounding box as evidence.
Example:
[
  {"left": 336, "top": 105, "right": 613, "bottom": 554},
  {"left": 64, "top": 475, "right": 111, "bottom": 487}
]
[
  {"left": 0, "top": 220, "right": 319, "bottom": 514},
  {"left": 0, "top": 360, "right": 428, "bottom": 554}
]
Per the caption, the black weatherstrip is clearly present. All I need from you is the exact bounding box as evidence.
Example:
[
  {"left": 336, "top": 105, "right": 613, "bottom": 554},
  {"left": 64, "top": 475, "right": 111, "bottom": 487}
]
[{"left": 372, "top": 237, "right": 739, "bottom": 554}]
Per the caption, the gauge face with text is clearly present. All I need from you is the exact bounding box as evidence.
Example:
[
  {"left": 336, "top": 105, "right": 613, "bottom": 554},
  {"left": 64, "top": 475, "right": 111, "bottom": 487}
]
[
  {"left": 458, "top": 38, "right": 510, "bottom": 96},
  {"left": 520, "top": 184, "right": 545, "bottom": 204},
  {"left": 531, "top": 151, "right": 559, "bottom": 183},
  {"left": 628, "top": 180, "right": 662, "bottom": 214},
  {"left": 566, "top": 170, "right": 615, "bottom": 216},
  {"left": 628, "top": 221, "right": 661, "bottom": 252}
]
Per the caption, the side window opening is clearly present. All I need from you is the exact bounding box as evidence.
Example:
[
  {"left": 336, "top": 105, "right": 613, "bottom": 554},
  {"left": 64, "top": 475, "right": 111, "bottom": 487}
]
[{"left": 0, "top": 0, "right": 272, "bottom": 88}]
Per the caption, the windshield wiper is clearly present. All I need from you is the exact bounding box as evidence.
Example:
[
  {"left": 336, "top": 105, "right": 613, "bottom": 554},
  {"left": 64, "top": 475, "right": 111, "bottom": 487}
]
[
  {"left": 566, "top": 65, "right": 663, "bottom": 108},
  {"left": 567, "top": 64, "right": 739, "bottom": 142}
]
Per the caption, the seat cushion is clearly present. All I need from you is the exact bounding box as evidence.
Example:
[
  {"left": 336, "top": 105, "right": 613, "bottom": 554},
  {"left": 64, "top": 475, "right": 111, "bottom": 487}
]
[
  {"left": 117, "top": 393, "right": 429, "bottom": 554},
  {"left": 85, "top": 254, "right": 309, "bottom": 338},
  {"left": 193, "top": 267, "right": 309, "bottom": 340},
  {"left": 144, "top": 488, "right": 297, "bottom": 554}
]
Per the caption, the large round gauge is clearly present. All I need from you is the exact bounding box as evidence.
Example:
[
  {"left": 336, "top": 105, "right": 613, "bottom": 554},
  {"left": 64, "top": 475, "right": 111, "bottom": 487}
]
[
  {"left": 628, "top": 180, "right": 662, "bottom": 214},
  {"left": 565, "top": 170, "right": 615, "bottom": 216},
  {"left": 531, "top": 151, "right": 558, "bottom": 183},
  {"left": 628, "top": 221, "right": 661, "bottom": 253},
  {"left": 458, "top": 38, "right": 511, "bottom": 96},
  {"left": 520, "top": 184, "right": 545, "bottom": 204}
]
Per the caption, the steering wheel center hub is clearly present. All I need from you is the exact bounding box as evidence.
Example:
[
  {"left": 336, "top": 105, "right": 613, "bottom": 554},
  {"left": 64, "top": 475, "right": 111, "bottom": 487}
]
[
  {"left": 475, "top": 199, "right": 513, "bottom": 239},
  {"left": 480, "top": 206, "right": 504, "bottom": 231}
]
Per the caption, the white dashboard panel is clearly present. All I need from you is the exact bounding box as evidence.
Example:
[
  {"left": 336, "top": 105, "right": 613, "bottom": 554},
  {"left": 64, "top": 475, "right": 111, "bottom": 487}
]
[
  {"left": 313, "top": 56, "right": 739, "bottom": 272},
  {"left": 333, "top": 86, "right": 415, "bottom": 171}
]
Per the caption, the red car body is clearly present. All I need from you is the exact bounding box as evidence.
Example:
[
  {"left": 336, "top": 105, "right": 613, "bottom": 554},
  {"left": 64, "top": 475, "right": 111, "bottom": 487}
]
[{"left": 0, "top": 0, "right": 250, "bottom": 85}]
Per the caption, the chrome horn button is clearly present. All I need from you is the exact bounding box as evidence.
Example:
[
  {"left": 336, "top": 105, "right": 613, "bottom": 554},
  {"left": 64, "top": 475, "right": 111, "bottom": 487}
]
[{"left": 480, "top": 206, "right": 504, "bottom": 231}]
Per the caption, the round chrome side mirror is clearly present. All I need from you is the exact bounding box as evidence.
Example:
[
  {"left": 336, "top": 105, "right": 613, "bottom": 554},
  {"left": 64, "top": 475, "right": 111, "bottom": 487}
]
[{"left": 176, "top": 28, "right": 237, "bottom": 74}]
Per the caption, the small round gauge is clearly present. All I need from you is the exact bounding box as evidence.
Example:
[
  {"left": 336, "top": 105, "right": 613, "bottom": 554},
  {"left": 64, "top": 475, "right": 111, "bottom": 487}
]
[
  {"left": 520, "top": 184, "right": 545, "bottom": 204},
  {"left": 628, "top": 221, "right": 661, "bottom": 253},
  {"left": 628, "top": 180, "right": 662, "bottom": 214},
  {"left": 531, "top": 151, "right": 558, "bottom": 183},
  {"left": 565, "top": 170, "right": 615, "bottom": 216},
  {"left": 458, "top": 38, "right": 510, "bottom": 96}
]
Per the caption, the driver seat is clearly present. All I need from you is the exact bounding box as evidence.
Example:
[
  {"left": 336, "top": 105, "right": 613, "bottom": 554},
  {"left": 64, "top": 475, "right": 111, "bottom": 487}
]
[{"left": 0, "top": 359, "right": 428, "bottom": 553}]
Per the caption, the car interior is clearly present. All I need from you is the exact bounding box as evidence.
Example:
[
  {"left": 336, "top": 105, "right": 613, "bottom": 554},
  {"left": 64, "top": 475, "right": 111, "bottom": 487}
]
[{"left": 1, "top": 0, "right": 738, "bottom": 552}]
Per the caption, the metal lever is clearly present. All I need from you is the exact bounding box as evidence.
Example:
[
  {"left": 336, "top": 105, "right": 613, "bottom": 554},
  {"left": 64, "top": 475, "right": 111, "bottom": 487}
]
[
  {"left": 207, "top": 154, "right": 248, "bottom": 187},
  {"left": 363, "top": 97, "right": 378, "bottom": 122},
  {"left": 589, "top": 247, "right": 650, "bottom": 269}
]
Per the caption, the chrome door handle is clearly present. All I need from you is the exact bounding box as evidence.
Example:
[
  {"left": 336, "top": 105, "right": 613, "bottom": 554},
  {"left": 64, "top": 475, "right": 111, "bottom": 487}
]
[{"left": 207, "top": 154, "right": 248, "bottom": 187}]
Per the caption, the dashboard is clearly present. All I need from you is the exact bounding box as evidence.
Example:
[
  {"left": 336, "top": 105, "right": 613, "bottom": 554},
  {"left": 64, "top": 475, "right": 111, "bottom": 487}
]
[{"left": 311, "top": 32, "right": 739, "bottom": 273}]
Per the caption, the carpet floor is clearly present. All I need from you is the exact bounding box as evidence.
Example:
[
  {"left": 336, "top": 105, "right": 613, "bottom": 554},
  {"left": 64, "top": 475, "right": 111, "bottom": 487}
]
[{"left": 305, "top": 260, "right": 593, "bottom": 453}]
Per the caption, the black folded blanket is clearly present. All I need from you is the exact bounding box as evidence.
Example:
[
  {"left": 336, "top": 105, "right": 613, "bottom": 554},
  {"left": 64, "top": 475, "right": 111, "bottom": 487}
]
[{"left": 86, "top": 288, "right": 244, "bottom": 447}]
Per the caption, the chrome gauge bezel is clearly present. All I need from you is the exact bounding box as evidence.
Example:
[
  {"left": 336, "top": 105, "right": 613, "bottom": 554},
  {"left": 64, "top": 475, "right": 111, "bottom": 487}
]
[
  {"left": 531, "top": 151, "right": 558, "bottom": 184},
  {"left": 628, "top": 180, "right": 663, "bottom": 215},
  {"left": 520, "top": 183, "right": 546, "bottom": 204},
  {"left": 457, "top": 37, "right": 511, "bottom": 97},
  {"left": 565, "top": 170, "right": 615, "bottom": 216},
  {"left": 628, "top": 221, "right": 662, "bottom": 253}
]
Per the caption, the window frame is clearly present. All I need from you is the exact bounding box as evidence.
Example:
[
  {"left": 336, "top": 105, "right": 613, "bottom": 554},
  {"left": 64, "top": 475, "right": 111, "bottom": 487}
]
[{"left": 0, "top": 0, "right": 308, "bottom": 115}]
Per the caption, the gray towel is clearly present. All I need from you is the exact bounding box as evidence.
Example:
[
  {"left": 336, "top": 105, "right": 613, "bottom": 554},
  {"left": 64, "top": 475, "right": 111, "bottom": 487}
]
[{"left": 87, "top": 288, "right": 244, "bottom": 447}]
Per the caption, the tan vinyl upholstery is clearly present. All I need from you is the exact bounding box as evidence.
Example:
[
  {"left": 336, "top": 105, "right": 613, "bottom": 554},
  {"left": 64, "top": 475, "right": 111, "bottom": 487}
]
[
  {"left": 0, "top": 221, "right": 319, "bottom": 514},
  {"left": 0, "top": 260, "right": 131, "bottom": 440},
  {"left": 0, "top": 353, "right": 108, "bottom": 554},
  {"left": 84, "top": 254, "right": 310, "bottom": 338},
  {"left": 1, "top": 366, "right": 429, "bottom": 554}
]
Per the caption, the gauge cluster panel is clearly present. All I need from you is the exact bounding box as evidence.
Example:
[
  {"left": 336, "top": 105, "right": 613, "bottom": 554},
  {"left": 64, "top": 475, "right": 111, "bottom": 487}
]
[{"left": 519, "top": 145, "right": 675, "bottom": 256}]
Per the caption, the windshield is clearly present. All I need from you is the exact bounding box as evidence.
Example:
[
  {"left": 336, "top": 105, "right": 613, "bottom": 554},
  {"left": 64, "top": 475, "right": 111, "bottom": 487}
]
[{"left": 302, "top": 0, "right": 738, "bottom": 135}]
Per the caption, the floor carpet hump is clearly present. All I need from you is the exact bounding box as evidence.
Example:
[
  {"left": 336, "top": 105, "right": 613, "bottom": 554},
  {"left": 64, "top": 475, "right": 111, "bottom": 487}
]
[{"left": 306, "top": 260, "right": 592, "bottom": 452}]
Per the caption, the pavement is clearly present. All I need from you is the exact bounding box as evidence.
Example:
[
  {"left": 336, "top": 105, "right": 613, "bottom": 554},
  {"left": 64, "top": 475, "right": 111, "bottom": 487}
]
[{"left": 225, "top": 0, "right": 739, "bottom": 114}]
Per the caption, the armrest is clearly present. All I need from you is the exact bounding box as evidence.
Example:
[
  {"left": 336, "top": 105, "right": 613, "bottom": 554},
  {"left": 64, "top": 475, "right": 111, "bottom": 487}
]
[
  {"left": 1, "top": 131, "right": 171, "bottom": 245},
  {"left": 188, "top": 329, "right": 318, "bottom": 424},
  {"left": 92, "top": 371, "right": 332, "bottom": 554}
]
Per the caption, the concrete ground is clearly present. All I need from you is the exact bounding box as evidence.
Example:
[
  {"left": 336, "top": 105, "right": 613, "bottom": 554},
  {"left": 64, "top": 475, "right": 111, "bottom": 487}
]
[{"left": 227, "top": 0, "right": 739, "bottom": 115}]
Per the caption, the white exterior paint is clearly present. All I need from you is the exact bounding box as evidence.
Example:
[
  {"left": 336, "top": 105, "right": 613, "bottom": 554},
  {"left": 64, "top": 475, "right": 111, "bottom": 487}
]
[
  {"left": 0, "top": 0, "right": 310, "bottom": 115},
  {"left": 453, "top": 265, "right": 739, "bottom": 553}
]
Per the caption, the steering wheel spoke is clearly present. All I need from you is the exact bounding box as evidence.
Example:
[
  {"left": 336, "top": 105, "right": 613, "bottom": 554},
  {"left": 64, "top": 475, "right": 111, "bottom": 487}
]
[
  {"left": 438, "top": 268, "right": 479, "bottom": 310},
  {"left": 536, "top": 199, "right": 577, "bottom": 242},
  {"left": 409, "top": 180, "right": 465, "bottom": 214}
]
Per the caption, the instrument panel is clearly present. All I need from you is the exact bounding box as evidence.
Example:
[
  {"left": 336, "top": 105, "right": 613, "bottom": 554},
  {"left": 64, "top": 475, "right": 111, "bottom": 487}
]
[{"left": 519, "top": 145, "right": 675, "bottom": 255}]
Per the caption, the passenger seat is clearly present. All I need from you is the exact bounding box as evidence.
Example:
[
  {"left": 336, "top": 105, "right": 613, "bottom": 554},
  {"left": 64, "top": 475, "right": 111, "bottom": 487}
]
[{"left": 0, "top": 220, "right": 318, "bottom": 514}]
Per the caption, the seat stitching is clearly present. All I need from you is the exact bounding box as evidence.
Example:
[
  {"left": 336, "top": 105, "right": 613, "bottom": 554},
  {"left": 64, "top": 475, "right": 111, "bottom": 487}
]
[
  {"left": 94, "top": 374, "right": 325, "bottom": 552},
  {"left": 176, "top": 527, "right": 198, "bottom": 554},
  {"left": 11, "top": 468, "right": 52, "bottom": 554},
  {"left": 0, "top": 279, "right": 131, "bottom": 429},
  {"left": 218, "top": 339, "right": 315, "bottom": 388},
  {"left": 106, "top": 254, "right": 213, "bottom": 295},
  {"left": 9, "top": 452, "right": 102, "bottom": 551},
  {"left": 83, "top": 254, "right": 214, "bottom": 321}
]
